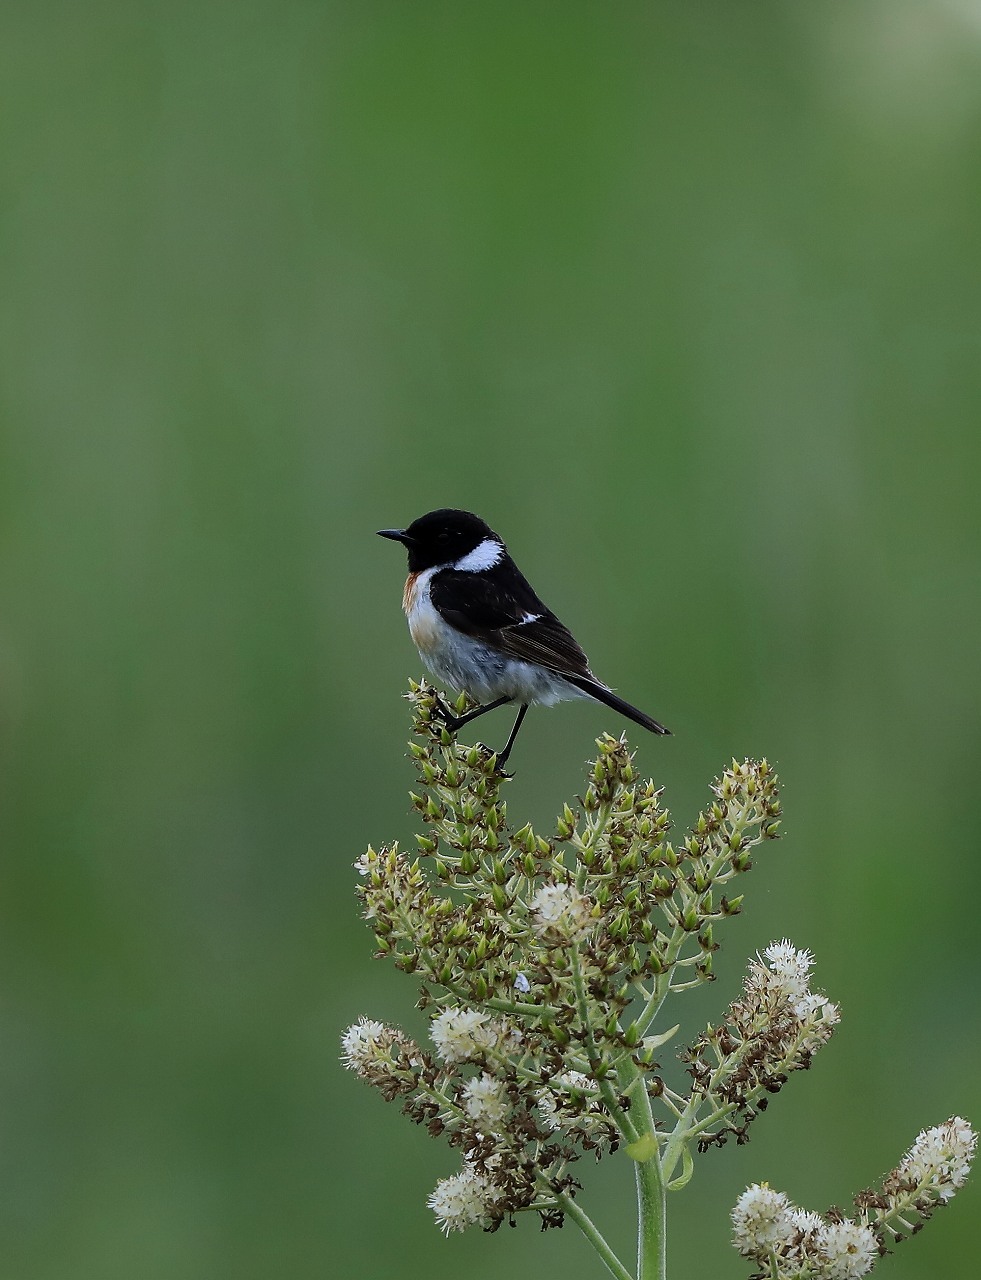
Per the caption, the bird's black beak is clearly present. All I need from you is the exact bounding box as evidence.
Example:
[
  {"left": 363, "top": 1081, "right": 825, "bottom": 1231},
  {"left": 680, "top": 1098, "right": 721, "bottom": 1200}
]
[{"left": 376, "top": 528, "right": 414, "bottom": 546}]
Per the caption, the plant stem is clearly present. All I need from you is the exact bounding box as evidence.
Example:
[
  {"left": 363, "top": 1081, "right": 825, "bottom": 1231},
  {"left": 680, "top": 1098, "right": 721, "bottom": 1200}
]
[
  {"left": 441, "top": 979, "right": 559, "bottom": 1019},
  {"left": 570, "top": 946, "right": 640, "bottom": 1143},
  {"left": 633, "top": 803, "right": 754, "bottom": 1041},
  {"left": 556, "top": 1191, "right": 634, "bottom": 1280},
  {"left": 635, "top": 1153, "right": 667, "bottom": 1280}
]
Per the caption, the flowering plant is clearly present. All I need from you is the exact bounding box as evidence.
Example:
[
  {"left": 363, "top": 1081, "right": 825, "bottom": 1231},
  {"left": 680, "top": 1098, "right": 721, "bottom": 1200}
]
[{"left": 342, "top": 682, "right": 974, "bottom": 1279}]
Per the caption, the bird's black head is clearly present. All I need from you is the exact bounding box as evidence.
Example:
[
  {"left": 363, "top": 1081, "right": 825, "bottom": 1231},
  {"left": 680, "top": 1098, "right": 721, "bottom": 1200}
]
[{"left": 377, "top": 508, "right": 500, "bottom": 573}]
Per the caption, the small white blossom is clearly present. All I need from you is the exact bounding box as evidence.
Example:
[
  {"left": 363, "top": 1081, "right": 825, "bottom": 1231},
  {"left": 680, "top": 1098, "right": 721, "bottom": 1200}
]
[
  {"left": 537, "top": 1070, "right": 610, "bottom": 1137},
  {"left": 429, "top": 1007, "right": 518, "bottom": 1063},
  {"left": 430, "top": 1008, "right": 496, "bottom": 1062},
  {"left": 340, "top": 1017, "right": 420, "bottom": 1087},
  {"left": 353, "top": 846, "right": 379, "bottom": 876},
  {"left": 529, "top": 882, "right": 592, "bottom": 942},
  {"left": 815, "top": 1220, "right": 879, "bottom": 1280},
  {"left": 899, "top": 1115, "right": 977, "bottom": 1201},
  {"left": 340, "top": 1018, "right": 392, "bottom": 1074},
  {"left": 427, "top": 1162, "right": 502, "bottom": 1234},
  {"left": 462, "top": 1072, "right": 510, "bottom": 1133},
  {"left": 790, "top": 1207, "right": 825, "bottom": 1237},
  {"left": 761, "top": 939, "right": 815, "bottom": 1001},
  {"left": 794, "top": 992, "right": 839, "bottom": 1022},
  {"left": 794, "top": 992, "right": 841, "bottom": 1055},
  {"left": 514, "top": 971, "right": 531, "bottom": 993},
  {"left": 731, "top": 1183, "right": 795, "bottom": 1256}
]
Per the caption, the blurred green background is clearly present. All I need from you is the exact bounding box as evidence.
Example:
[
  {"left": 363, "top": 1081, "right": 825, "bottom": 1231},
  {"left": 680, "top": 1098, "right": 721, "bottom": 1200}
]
[{"left": 0, "top": 2, "right": 979, "bottom": 1277}]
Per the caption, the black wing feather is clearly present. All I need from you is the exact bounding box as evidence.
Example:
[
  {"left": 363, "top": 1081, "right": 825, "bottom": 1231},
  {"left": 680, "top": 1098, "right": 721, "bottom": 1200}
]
[{"left": 430, "top": 568, "right": 593, "bottom": 680}]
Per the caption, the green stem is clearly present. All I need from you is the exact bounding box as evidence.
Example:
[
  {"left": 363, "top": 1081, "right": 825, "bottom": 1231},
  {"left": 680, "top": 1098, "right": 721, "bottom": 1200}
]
[
  {"left": 633, "top": 805, "right": 753, "bottom": 1040},
  {"left": 441, "top": 980, "right": 559, "bottom": 1020},
  {"left": 570, "top": 947, "right": 639, "bottom": 1143},
  {"left": 574, "top": 797, "right": 615, "bottom": 892},
  {"left": 557, "top": 1191, "right": 634, "bottom": 1280},
  {"left": 659, "top": 1093, "right": 701, "bottom": 1185},
  {"left": 635, "top": 1154, "right": 667, "bottom": 1280},
  {"left": 615, "top": 1056, "right": 667, "bottom": 1277}
]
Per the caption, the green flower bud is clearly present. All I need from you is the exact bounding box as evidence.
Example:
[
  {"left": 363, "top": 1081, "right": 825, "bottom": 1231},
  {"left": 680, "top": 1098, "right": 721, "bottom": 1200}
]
[
  {"left": 514, "top": 823, "right": 535, "bottom": 851},
  {"left": 681, "top": 906, "right": 700, "bottom": 932}
]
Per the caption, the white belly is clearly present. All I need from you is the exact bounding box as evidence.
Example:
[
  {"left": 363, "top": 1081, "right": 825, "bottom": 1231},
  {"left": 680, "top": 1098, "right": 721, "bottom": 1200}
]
[{"left": 403, "top": 568, "right": 584, "bottom": 707}]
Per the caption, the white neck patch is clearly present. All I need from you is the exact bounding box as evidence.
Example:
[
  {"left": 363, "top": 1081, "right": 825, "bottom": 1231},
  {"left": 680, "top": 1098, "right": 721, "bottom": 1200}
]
[{"left": 454, "top": 537, "right": 503, "bottom": 573}]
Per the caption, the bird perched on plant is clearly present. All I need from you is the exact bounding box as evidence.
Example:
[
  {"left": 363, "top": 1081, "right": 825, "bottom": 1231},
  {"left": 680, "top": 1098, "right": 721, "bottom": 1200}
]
[{"left": 377, "top": 509, "right": 669, "bottom": 770}]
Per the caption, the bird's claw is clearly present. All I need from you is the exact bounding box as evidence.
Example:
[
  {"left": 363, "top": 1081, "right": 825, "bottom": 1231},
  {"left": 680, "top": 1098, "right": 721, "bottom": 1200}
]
[
  {"left": 469, "top": 741, "right": 513, "bottom": 778},
  {"left": 432, "top": 699, "right": 464, "bottom": 733}
]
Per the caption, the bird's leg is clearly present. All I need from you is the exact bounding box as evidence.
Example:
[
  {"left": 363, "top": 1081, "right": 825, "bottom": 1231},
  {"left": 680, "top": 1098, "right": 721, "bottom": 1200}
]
[
  {"left": 434, "top": 694, "right": 512, "bottom": 733},
  {"left": 494, "top": 704, "right": 529, "bottom": 774}
]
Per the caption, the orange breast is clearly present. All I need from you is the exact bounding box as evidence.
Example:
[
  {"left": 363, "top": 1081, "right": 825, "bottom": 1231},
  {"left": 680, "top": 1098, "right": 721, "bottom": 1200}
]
[{"left": 402, "top": 572, "right": 418, "bottom": 614}]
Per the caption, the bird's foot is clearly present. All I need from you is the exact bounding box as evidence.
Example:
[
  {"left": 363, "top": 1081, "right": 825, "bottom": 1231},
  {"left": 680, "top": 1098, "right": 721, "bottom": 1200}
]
[
  {"left": 467, "top": 741, "right": 514, "bottom": 778},
  {"left": 490, "top": 752, "right": 515, "bottom": 779},
  {"left": 431, "top": 699, "right": 464, "bottom": 733}
]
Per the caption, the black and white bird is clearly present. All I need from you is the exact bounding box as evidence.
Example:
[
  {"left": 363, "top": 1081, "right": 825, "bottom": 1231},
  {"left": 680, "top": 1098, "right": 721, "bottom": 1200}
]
[{"left": 378, "top": 509, "right": 669, "bottom": 770}]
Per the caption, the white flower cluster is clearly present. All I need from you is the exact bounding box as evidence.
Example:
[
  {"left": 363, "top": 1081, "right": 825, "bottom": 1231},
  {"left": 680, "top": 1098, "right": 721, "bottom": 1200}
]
[
  {"left": 340, "top": 1018, "right": 396, "bottom": 1074},
  {"left": 731, "top": 1183, "right": 794, "bottom": 1253},
  {"left": 816, "top": 1222, "right": 881, "bottom": 1280},
  {"left": 340, "top": 1017, "right": 420, "bottom": 1088},
  {"left": 732, "top": 1117, "right": 977, "bottom": 1279},
  {"left": 462, "top": 1072, "right": 510, "bottom": 1133},
  {"left": 731, "top": 1184, "right": 878, "bottom": 1280},
  {"left": 429, "top": 1006, "right": 521, "bottom": 1064},
  {"left": 427, "top": 1160, "right": 503, "bottom": 1234},
  {"left": 528, "top": 881, "right": 593, "bottom": 943},
  {"left": 537, "top": 1070, "right": 610, "bottom": 1138},
  {"left": 897, "top": 1115, "right": 977, "bottom": 1203},
  {"left": 759, "top": 939, "right": 815, "bottom": 1003},
  {"left": 745, "top": 939, "right": 841, "bottom": 1050}
]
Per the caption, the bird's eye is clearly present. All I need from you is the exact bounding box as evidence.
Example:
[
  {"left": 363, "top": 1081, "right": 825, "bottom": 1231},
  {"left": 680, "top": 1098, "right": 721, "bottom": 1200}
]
[{"left": 437, "top": 529, "right": 450, "bottom": 541}]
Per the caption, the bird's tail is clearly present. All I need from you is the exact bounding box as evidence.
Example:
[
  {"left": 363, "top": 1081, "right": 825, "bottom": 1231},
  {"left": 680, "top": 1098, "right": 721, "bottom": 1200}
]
[{"left": 569, "top": 677, "right": 671, "bottom": 736}]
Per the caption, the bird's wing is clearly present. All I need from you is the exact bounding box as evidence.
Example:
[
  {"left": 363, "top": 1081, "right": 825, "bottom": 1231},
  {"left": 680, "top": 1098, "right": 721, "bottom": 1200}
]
[{"left": 430, "top": 570, "right": 593, "bottom": 680}]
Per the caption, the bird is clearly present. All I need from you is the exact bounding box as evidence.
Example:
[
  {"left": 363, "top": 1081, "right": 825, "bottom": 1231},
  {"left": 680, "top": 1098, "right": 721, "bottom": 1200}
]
[{"left": 377, "top": 509, "right": 669, "bottom": 770}]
